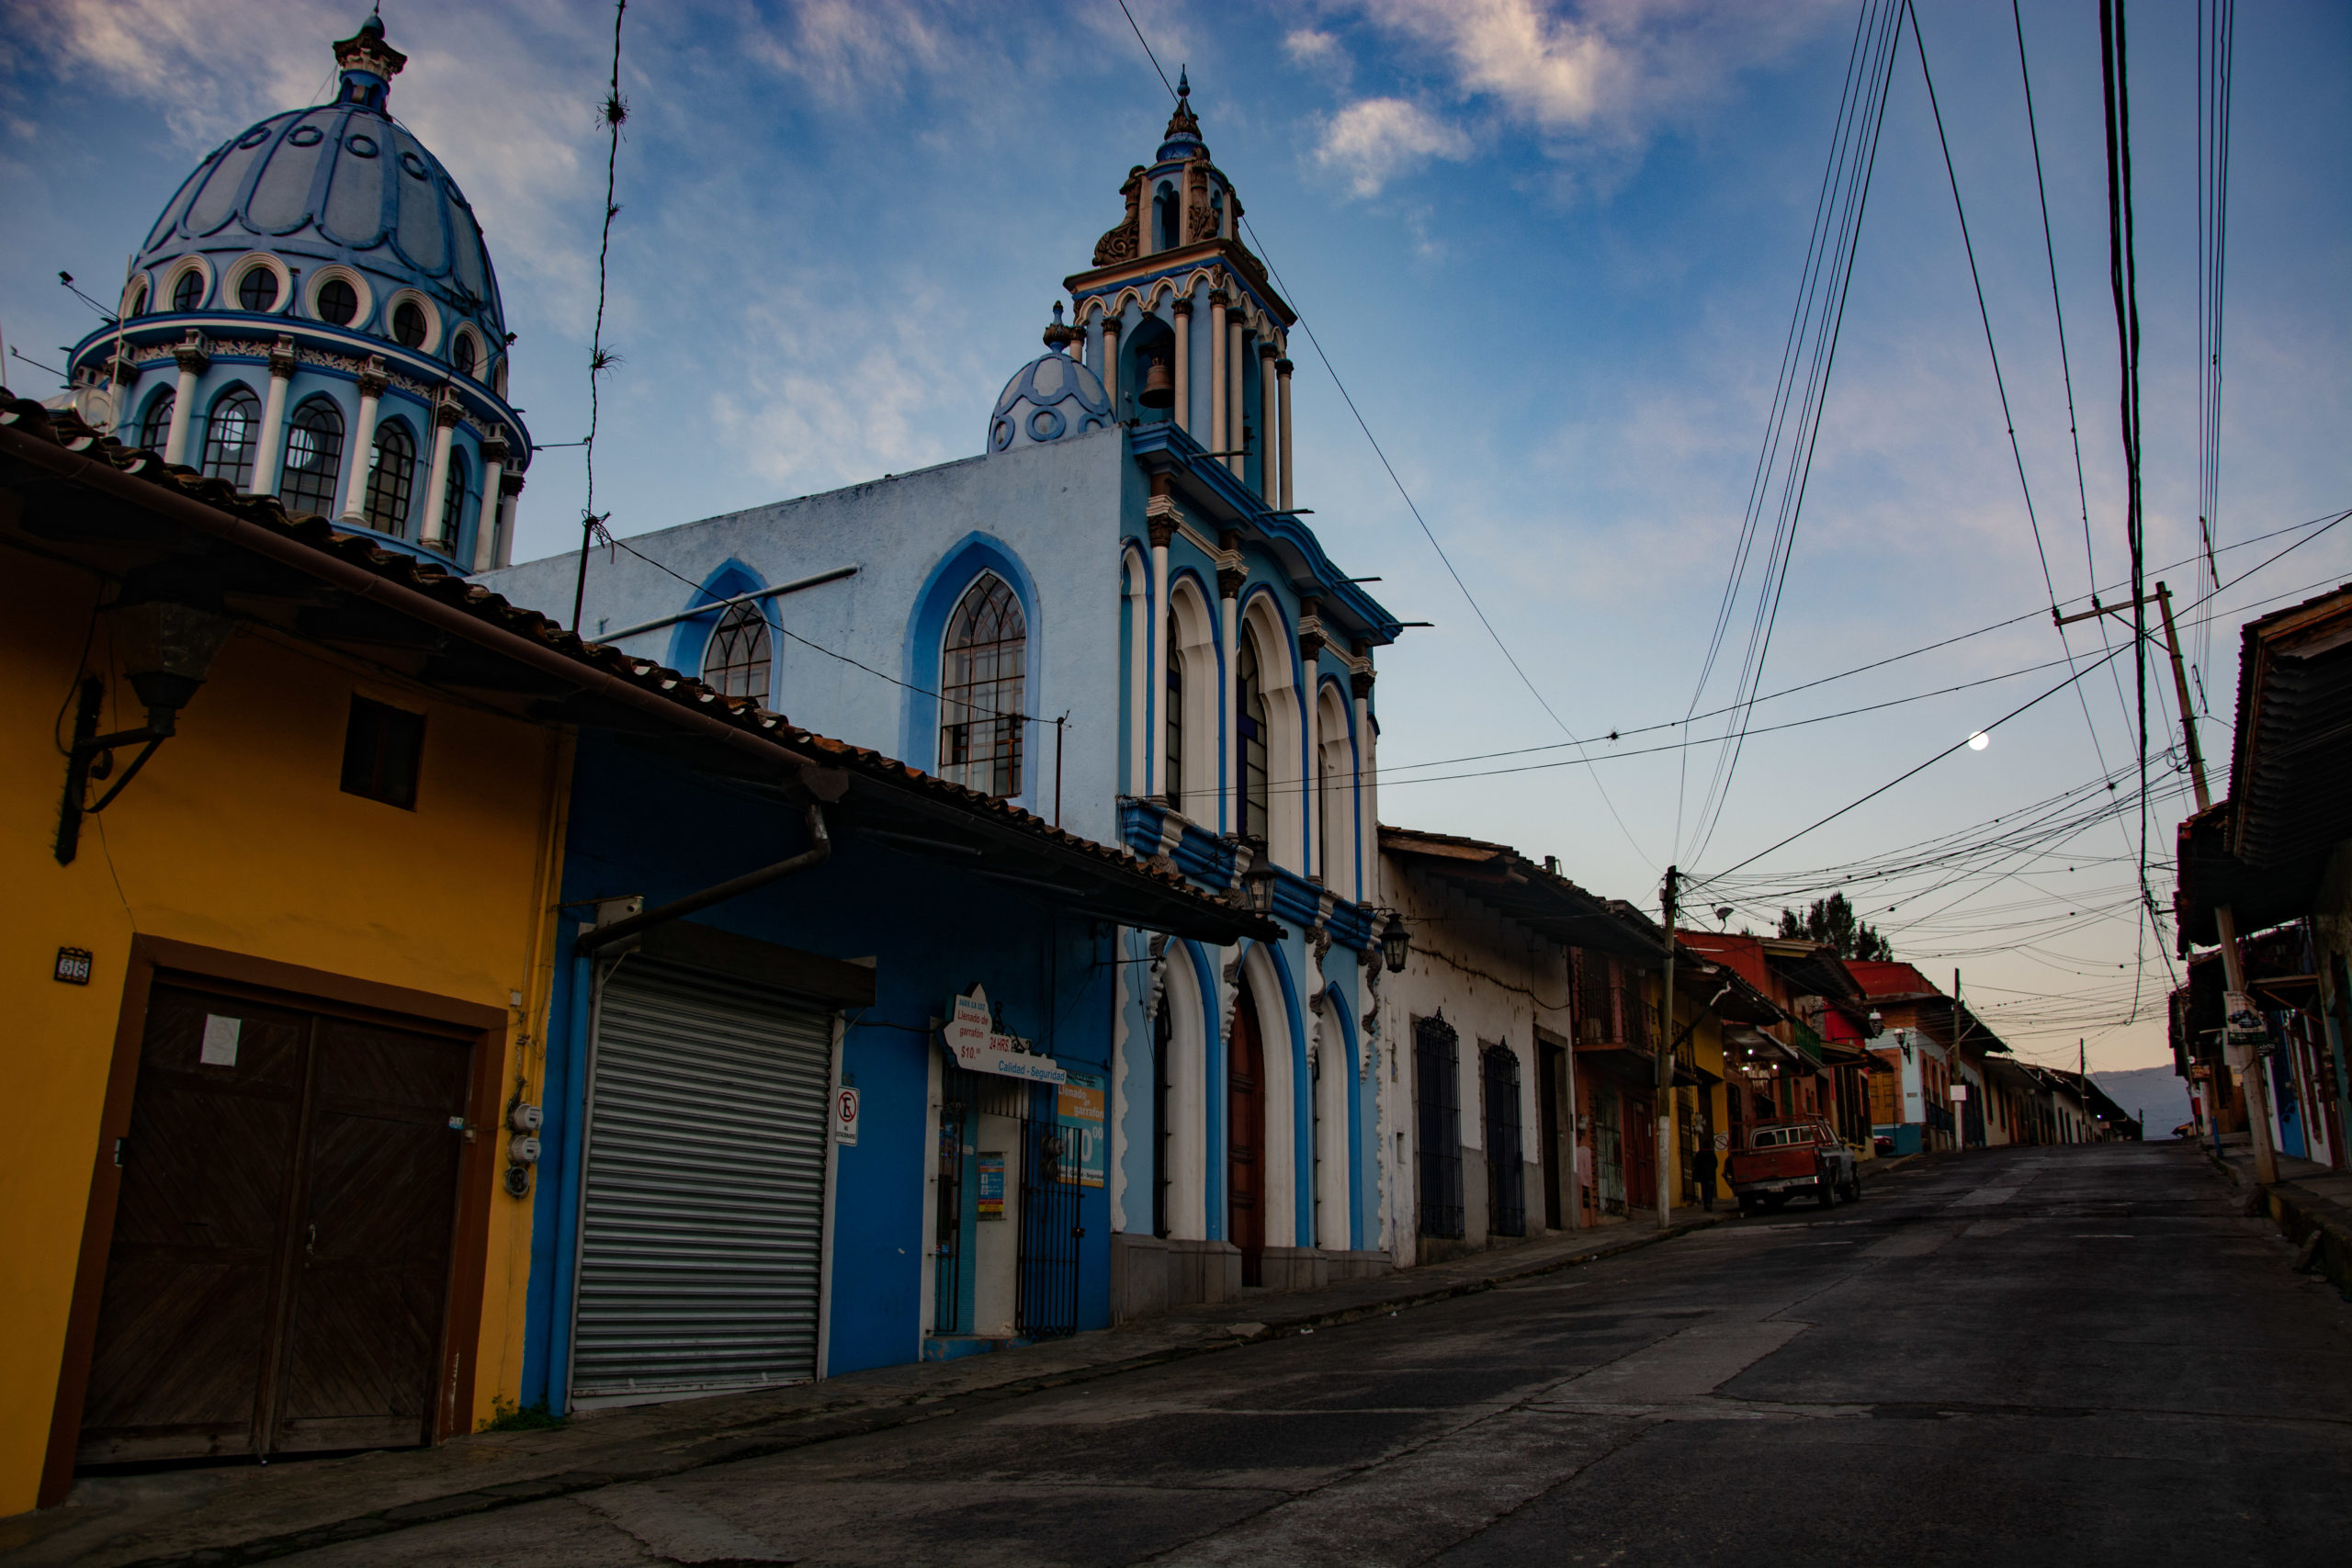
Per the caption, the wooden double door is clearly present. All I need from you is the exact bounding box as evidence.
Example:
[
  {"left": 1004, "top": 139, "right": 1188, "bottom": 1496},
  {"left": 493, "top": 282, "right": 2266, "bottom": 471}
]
[{"left": 78, "top": 980, "right": 474, "bottom": 1464}]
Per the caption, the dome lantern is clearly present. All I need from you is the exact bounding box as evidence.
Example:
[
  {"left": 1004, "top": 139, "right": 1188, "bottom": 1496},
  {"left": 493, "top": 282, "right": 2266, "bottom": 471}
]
[{"left": 332, "top": 12, "right": 405, "bottom": 112}]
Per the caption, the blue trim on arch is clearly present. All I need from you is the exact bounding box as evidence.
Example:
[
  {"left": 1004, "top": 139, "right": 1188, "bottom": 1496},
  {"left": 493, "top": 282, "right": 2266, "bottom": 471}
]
[
  {"left": 1182, "top": 938, "right": 1225, "bottom": 1240},
  {"left": 662, "top": 557, "right": 771, "bottom": 680},
  {"left": 900, "top": 534, "right": 1044, "bottom": 809},
  {"left": 1255, "top": 942, "right": 1311, "bottom": 1249},
  {"left": 1317, "top": 671, "right": 1361, "bottom": 896}
]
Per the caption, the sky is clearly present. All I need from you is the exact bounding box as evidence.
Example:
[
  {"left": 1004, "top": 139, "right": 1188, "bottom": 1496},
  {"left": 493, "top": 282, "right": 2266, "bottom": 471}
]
[{"left": 5, "top": 0, "right": 2346, "bottom": 1073}]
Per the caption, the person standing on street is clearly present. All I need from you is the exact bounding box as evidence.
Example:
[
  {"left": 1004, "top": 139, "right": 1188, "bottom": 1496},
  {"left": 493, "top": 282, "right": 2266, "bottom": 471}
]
[{"left": 1693, "top": 1139, "right": 1718, "bottom": 1212}]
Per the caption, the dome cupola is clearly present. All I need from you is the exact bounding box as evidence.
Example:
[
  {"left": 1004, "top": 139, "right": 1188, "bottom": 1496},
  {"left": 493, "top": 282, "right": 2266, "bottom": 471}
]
[
  {"left": 59, "top": 12, "right": 531, "bottom": 573},
  {"left": 988, "top": 306, "right": 1113, "bottom": 455}
]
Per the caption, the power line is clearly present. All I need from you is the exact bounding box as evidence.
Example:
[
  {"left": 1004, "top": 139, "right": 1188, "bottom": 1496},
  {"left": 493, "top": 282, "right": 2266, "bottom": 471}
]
[{"left": 572, "top": 0, "right": 630, "bottom": 632}]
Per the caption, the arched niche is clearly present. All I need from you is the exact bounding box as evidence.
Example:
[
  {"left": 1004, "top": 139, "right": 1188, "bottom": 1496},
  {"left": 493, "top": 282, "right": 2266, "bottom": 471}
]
[
  {"left": 1238, "top": 589, "right": 1305, "bottom": 872},
  {"left": 1163, "top": 570, "right": 1220, "bottom": 820}
]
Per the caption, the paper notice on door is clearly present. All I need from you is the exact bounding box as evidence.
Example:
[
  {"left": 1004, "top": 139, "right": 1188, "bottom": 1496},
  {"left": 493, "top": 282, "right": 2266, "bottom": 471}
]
[{"left": 199, "top": 1014, "right": 242, "bottom": 1067}]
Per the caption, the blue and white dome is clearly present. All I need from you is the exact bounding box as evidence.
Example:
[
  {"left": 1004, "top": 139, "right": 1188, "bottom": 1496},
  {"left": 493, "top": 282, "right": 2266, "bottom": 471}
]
[
  {"left": 989, "top": 310, "right": 1113, "bottom": 455},
  {"left": 126, "top": 14, "right": 506, "bottom": 384}
]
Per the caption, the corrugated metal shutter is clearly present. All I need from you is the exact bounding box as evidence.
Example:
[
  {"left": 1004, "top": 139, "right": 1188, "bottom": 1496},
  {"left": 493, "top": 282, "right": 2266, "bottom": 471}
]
[{"left": 571, "top": 960, "right": 832, "bottom": 1399}]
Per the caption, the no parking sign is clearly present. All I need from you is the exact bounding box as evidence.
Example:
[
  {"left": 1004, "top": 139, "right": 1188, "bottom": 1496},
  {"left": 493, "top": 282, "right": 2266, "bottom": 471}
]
[{"left": 832, "top": 1086, "right": 860, "bottom": 1145}]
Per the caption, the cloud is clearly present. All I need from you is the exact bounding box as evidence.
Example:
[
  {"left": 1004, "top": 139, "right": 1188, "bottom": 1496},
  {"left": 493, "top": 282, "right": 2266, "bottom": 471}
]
[
  {"left": 1314, "top": 96, "right": 1473, "bottom": 197},
  {"left": 1304, "top": 0, "right": 1844, "bottom": 192},
  {"left": 1284, "top": 28, "right": 1348, "bottom": 71}
]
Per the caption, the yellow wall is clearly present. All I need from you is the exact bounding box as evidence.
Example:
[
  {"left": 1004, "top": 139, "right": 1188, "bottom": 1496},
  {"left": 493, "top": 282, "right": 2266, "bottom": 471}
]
[{"left": 0, "top": 535, "right": 567, "bottom": 1514}]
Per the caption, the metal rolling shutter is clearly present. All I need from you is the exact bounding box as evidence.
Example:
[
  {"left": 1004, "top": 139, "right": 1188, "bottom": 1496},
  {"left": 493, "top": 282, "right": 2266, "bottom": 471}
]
[{"left": 572, "top": 960, "right": 832, "bottom": 1399}]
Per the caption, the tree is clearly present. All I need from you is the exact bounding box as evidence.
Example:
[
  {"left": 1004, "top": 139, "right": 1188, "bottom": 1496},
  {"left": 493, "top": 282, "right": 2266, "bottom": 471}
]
[{"left": 1777, "top": 893, "right": 1893, "bottom": 962}]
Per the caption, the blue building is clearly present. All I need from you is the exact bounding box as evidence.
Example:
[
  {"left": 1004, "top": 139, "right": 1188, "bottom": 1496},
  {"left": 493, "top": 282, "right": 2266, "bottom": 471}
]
[
  {"left": 60, "top": 16, "right": 529, "bottom": 572},
  {"left": 484, "top": 77, "right": 1407, "bottom": 1358}
]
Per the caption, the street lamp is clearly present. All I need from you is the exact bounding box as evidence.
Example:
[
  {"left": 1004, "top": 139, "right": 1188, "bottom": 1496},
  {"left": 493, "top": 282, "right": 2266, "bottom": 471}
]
[
  {"left": 1380, "top": 911, "right": 1411, "bottom": 974},
  {"left": 1239, "top": 837, "right": 1276, "bottom": 918},
  {"left": 56, "top": 595, "right": 236, "bottom": 864}
]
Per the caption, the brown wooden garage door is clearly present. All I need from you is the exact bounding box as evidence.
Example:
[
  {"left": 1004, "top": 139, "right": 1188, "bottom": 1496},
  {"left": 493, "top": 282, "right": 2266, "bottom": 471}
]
[{"left": 77, "top": 980, "right": 474, "bottom": 1464}]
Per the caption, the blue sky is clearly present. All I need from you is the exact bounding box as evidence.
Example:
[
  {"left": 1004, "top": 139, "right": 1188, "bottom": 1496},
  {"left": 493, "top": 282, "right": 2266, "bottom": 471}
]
[{"left": 5, "top": 0, "right": 2346, "bottom": 1071}]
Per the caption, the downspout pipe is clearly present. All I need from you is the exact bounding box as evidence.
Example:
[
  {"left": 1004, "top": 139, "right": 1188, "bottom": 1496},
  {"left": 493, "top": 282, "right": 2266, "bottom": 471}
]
[
  {"left": 0, "top": 425, "right": 825, "bottom": 780},
  {"left": 577, "top": 804, "right": 831, "bottom": 956}
]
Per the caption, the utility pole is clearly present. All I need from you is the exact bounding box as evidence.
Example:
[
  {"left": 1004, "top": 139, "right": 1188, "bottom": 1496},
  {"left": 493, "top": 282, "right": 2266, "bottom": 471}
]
[
  {"left": 1658, "top": 865, "right": 1678, "bottom": 1227},
  {"left": 2059, "top": 581, "right": 2276, "bottom": 1181},
  {"left": 1952, "top": 968, "right": 1967, "bottom": 1155}
]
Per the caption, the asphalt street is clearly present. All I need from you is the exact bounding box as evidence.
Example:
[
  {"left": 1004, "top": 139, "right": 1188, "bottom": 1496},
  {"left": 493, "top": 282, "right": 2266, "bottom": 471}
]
[{"left": 264, "top": 1143, "right": 2352, "bottom": 1566}]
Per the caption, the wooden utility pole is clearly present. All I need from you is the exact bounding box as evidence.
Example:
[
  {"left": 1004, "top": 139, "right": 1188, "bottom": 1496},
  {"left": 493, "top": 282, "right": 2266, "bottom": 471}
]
[
  {"left": 2058, "top": 581, "right": 2275, "bottom": 1181},
  {"left": 1657, "top": 866, "right": 1678, "bottom": 1227}
]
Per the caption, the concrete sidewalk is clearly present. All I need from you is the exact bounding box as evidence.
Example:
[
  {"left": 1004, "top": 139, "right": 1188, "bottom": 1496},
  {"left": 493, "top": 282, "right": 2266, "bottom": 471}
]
[
  {"left": 2, "top": 1208, "right": 1735, "bottom": 1568},
  {"left": 2203, "top": 1131, "right": 2352, "bottom": 1294}
]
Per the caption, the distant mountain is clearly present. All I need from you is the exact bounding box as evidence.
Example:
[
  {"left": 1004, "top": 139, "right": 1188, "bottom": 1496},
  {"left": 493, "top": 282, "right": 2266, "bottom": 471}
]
[{"left": 2095, "top": 1065, "right": 2196, "bottom": 1137}]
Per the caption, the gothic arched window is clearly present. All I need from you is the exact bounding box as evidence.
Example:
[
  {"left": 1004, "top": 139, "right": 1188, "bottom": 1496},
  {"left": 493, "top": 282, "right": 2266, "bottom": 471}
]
[
  {"left": 200, "top": 385, "right": 260, "bottom": 489},
  {"left": 279, "top": 397, "right": 345, "bottom": 517},
  {"left": 1153, "top": 181, "right": 1179, "bottom": 251},
  {"left": 939, "top": 573, "right": 1025, "bottom": 799},
  {"left": 366, "top": 421, "right": 416, "bottom": 536},
  {"left": 702, "top": 601, "right": 772, "bottom": 705},
  {"left": 1164, "top": 614, "right": 1183, "bottom": 813},
  {"left": 138, "top": 390, "right": 175, "bottom": 454},
  {"left": 1238, "top": 634, "right": 1269, "bottom": 841}
]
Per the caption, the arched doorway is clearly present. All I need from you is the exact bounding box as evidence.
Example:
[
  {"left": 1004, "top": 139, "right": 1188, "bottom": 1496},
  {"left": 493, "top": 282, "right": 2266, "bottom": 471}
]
[{"left": 1227, "top": 978, "right": 1266, "bottom": 1286}]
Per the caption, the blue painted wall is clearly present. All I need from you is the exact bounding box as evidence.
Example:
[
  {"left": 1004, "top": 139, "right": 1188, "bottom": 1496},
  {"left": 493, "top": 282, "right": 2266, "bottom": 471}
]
[{"left": 520, "top": 729, "right": 1117, "bottom": 1409}]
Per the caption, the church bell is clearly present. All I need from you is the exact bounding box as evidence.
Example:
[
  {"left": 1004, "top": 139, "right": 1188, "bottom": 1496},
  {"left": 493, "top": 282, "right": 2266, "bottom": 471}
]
[{"left": 1137, "top": 356, "right": 1174, "bottom": 409}]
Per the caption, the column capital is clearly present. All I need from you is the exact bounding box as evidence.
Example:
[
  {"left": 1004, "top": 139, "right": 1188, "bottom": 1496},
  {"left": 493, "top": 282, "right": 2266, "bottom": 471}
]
[
  {"left": 1217, "top": 562, "right": 1247, "bottom": 601},
  {"left": 1275, "top": 358, "right": 1295, "bottom": 377},
  {"left": 1145, "top": 491, "right": 1183, "bottom": 546},
  {"left": 1148, "top": 516, "right": 1177, "bottom": 548},
  {"left": 1257, "top": 340, "right": 1279, "bottom": 360},
  {"left": 1207, "top": 288, "right": 1230, "bottom": 309},
  {"left": 1351, "top": 668, "right": 1376, "bottom": 699},
  {"left": 433, "top": 391, "right": 465, "bottom": 429},
  {"left": 172, "top": 330, "right": 209, "bottom": 376},
  {"left": 356, "top": 355, "right": 390, "bottom": 399},
  {"left": 1102, "top": 314, "right": 1123, "bottom": 337},
  {"left": 1171, "top": 297, "right": 1193, "bottom": 317},
  {"left": 105, "top": 350, "right": 141, "bottom": 386},
  {"left": 267, "top": 334, "right": 298, "bottom": 378},
  {"left": 481, "top": 431, "right": 512, "bottom": 465},
  {"left": 500, "top": 472, "right": 526, "bottom": 497}
]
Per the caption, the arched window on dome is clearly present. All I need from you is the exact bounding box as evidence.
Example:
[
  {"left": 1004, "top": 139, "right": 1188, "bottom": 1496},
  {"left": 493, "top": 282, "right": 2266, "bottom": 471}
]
[
  {"left": 125, "top": 280, "right": 148, "bottom": 320},
  {"left": 317, "top": 277, "right": 358, "bottom": 326},
  {"left": 237, "top": 267, "right": 278, "bottom": 312},
  {"left": 451, "top": 331, "right": 477, "bottom": 380},
  {"left": 138, "top": 390, "right": 175, "bottom": 454},
  {"left": 701, "top": 602, "right": 772, "bottom": 705},
  {"left": 171, "top": 268, "right": 204, "bottom": 312},
  {"left": 366, "top": 421, "right": 417, "bottom": 536},
  {"left": 200, "top": 385, "right": 260, "bottom": 490},
  {"left": 278, "top": 397, "right": 345, "bottom": 517},
  {"left": 939, "top": 573, "right": 1025, "bottom": 799},
  {"left": 438, "top": 450, "right": 469, "bottom": 555},
  {"left": 1238, "top": 634, "right": 1269, "bottom": 842}
]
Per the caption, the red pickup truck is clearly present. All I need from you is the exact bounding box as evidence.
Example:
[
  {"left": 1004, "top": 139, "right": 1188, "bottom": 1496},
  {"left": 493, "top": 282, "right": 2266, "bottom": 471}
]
[{"left": 1725, "top": 1117, "right": 1859, "bottom": 1215}]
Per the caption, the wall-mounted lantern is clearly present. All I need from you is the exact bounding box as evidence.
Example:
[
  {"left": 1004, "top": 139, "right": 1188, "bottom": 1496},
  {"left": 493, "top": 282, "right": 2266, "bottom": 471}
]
[
  {"left": 1381, "top": 911, "right": 1411, "bottom": 974},
  {"left": 1239, "top": 836, "right": 1276, "bottom": 918},
  {"left": 56, "top": 596, "right": 236, "bottom": 864}
]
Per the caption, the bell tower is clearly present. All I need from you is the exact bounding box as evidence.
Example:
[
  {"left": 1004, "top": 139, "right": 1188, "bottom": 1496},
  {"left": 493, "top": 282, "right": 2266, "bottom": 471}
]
[{"left": 1063, "top": 72, "right": 1298, "bottom": 513}]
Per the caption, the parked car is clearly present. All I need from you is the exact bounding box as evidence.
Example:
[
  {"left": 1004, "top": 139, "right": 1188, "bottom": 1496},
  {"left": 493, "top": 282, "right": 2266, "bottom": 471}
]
[
  {"left": 1872, "top": 1133, "right": 1894, "bottom": 1156},
  {"left": 1726, "top": 1117, "right": 1859, "bottom": 1215}
]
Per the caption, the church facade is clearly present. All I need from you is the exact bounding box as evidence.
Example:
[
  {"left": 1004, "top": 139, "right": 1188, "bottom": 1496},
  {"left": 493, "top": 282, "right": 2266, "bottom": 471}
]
[{"left": 483, "top": 79, "right": 1406, "bottom": 1336}]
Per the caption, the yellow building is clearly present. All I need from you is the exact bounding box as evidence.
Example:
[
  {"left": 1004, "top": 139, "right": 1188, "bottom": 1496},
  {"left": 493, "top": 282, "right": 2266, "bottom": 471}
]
[{"left": 1, "top": 401, "right": 572, "bottom": 1512}]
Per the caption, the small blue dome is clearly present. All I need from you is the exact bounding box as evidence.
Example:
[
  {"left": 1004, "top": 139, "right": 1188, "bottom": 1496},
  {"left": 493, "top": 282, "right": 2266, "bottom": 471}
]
[
  {"left": 989, "top": 347, "right": 1112, "bottom": 455},
  {"left": 129, "top": 16, "right": 506, "bottom": 370}
]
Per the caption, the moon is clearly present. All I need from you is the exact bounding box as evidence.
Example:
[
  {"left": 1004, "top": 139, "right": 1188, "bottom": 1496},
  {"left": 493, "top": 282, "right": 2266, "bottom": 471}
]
[{"left": 1967, "top": 731, "right": 1991, "bottom": 751}]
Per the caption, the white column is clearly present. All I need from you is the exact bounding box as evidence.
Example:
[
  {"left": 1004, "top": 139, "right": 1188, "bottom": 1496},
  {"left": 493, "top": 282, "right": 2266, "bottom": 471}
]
[
  {"left": 339, "top": 359, "right": 388, "bottom": 524},
  {"left": 1102, "top": 315, "right": 1121, "bottom": 411},
  {"left": 1259, "top": 344, "right": 1280, "bottom": 506},
  {"left": 417, "top": 396, "right": 460, "bottom": 551},
  {"left": 1277, "top": 355, "right": 1295, "bottom": 513},
  {"left": 1125, "top": 552, "right": 1148, "bottom": 795},
  {"left": 472, "top": 432, "right": 510, "bottom": 572},
  {"left": 1171, "top": 299, "right": 1193, "bottom": 434},
  {"left": 162, "top": 335, "right": 205, "bottom": 466},
  {"left": 250, "top": 336, "right": 295, "bottom": 495},
  {"left": 1148, "top": 512, "right": 1172, "bottom": 800},
  {"left": 1227, "top": 315, "right": 1247, "bottom": 478},
  {"left": 1208, "top": 290, "right": 1228, "bottom": 461},
  {"left": 494, "top": 473, "right": 523, "bottom": 568}
]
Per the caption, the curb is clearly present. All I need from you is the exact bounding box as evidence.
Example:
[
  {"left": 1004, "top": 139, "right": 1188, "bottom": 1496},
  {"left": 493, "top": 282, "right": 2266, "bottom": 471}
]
[
  {"left": 101, "top": 1215, "right": 1719, "bottom": 1568},
  {"left": 2199, "top": 1147, "right": 2352, "bottom": 1296}
]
